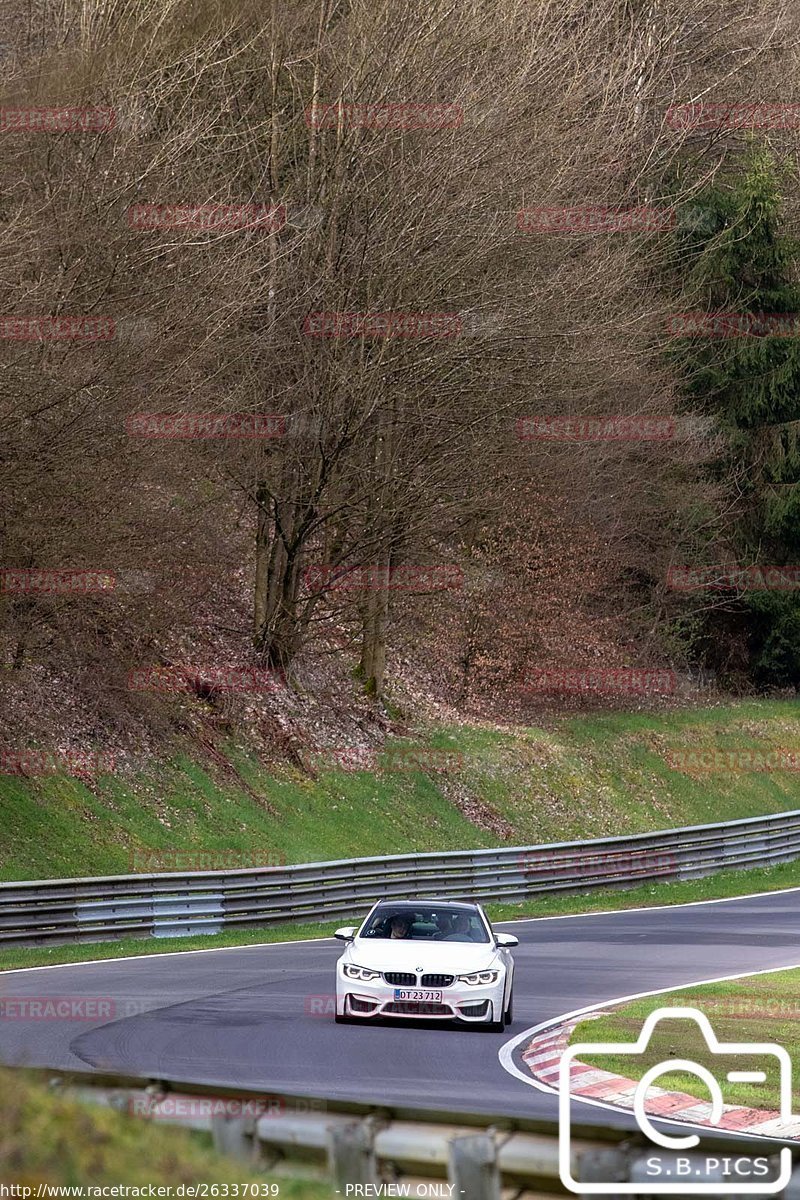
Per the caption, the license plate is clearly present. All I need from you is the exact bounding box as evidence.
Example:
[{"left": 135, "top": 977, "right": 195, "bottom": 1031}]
[{"left": 394, "top": 988, "right": 443, "bottom": 1003}]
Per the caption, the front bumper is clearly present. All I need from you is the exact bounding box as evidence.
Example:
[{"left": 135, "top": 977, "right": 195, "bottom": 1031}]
[{"left": 335, "top": 968, "right": 505, "bottom": 1022}]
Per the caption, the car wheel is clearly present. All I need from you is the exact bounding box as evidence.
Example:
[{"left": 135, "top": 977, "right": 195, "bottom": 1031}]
[{"left": 504, "top": 988, "right": 513, "bottom": 1026}]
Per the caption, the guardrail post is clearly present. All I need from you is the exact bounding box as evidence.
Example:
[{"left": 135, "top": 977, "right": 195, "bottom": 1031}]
[
  {"left": 576, "top": 1145, "right": 630, "bottom": 1183},
  {"left": 328, "top": 1118, "right": 378, "bottom": 1188},
  {"left": 212, "top": 1115, "right": 253, "bottom": 1160},
  {"left": 448, "top": 1133, "right": 500, "bottom": 1200}
]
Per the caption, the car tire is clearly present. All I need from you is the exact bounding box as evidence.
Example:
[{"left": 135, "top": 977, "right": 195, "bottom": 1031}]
[{"left": 504, "top": 988, "right": 513, "bottom": 1026}]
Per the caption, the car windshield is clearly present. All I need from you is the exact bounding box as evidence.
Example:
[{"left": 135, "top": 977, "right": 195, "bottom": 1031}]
[{"left": 359, "top": 905, "right": 490, "bottom": 943}]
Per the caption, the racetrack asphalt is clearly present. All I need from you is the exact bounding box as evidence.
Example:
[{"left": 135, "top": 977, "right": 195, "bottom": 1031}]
[{"left": 3, "top": 887, "right": 800, "bottom": 1126}]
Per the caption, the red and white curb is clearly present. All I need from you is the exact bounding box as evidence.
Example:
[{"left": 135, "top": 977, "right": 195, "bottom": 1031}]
[{"left": 523, "top": 1015, "right": 800, "bottom": 1139}]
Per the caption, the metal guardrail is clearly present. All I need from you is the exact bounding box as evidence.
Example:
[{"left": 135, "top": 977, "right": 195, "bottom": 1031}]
[
  {"left": 3, "top": 807, "right": 800, "bottom": 945},
  {"left": 40, "top": 1067, "right": 800, "bottom": 1197}
]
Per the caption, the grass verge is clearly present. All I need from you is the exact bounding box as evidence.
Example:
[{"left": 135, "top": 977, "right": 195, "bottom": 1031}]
[
  {"left": 570, "top": 967, "right": 800, "bottom": 1112},
  {"left": 2, "top": 698, "right": 800, "bottom": 881},
  {"left": 0, "top": 1066, "right": 332, "bottom": 1196}
]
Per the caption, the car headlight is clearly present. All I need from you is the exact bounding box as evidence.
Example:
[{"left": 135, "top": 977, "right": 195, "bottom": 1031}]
[
  {"left": 343, "top": 963, "right": 382, "bottom": 981},
  {"left": 456, "top": 970, "right": 500, "bottom": 985}
]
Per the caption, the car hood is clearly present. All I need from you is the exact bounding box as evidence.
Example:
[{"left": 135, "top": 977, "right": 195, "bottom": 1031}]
[{"left": 345, "top": 938, "right": 500, "bottom": 973}]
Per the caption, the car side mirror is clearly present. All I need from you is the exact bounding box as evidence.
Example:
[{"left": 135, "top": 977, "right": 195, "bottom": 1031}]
[
  {"left": 334, "top": 926, "right": 357, "bottom": 941},
  {"left": 495, "top": 933, "right": 518, "bottom": 948}
]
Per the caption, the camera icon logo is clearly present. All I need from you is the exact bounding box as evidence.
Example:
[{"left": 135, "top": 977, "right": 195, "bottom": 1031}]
[{"left": 558, "top": 1006, "right": 794, "bottom": 1195}]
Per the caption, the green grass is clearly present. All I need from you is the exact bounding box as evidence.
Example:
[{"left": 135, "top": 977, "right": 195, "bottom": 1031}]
[
  {"left": 570, "top": 967, "right": 800, "bottom": 1112},
  {"left": 6, "top": 851, "right": 800, "bottom": 973},
  {"left": 2, "top": 698, "right": 800, "bottom": 881},
  {"left": 0, "top": 1066, "right": 332, "bottom": 1195}
]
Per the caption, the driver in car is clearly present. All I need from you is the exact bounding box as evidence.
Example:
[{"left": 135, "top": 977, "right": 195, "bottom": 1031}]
[
  {"left": 443, "top": 912, "right": 474, "bottom": 942},
  {"left": 389, "top": 914, "right": 412, "bottom": 939},
  {"left": 433, "top": 912, "right": 452, "bottom": 939}
]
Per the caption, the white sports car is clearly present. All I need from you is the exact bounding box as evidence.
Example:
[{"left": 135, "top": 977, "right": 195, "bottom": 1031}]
[{"left": 334, "top": 899, "right": 517, "bottom": 1030}]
